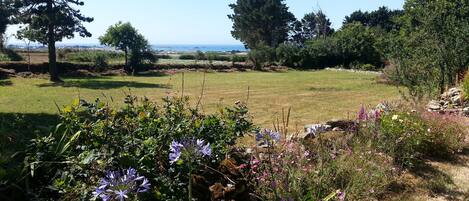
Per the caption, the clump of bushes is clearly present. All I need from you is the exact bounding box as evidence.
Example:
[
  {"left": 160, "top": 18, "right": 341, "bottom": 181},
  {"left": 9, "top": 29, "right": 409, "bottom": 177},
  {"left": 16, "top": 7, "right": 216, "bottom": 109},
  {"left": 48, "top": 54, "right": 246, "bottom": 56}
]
[
  {"left": 18, "top": 96, "right": 253, "bottom": 200},
  {"left": 179, "top": 54, "right": 196, "bottom": 60},
  {"left": 64, "top": 50, "right": 124, "bottom": 63},
  {"left": 0, "top": 49, "right": 23, "bottom": 62}
]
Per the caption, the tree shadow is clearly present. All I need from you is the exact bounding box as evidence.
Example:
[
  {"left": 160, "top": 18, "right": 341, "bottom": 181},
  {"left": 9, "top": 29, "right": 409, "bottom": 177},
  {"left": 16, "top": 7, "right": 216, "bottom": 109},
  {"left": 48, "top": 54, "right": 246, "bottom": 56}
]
[
  {"left": 0, "top": 80, "right": 12, "bottom": 86},
  {"left": 135, "top": 71, "right": 169, "bottom": 77},
  {"left": 410, "top": 162, "right": 465, "bottom": 199},
  {"left": 37, "top": 80, "right": 172, "bottom": 89}
]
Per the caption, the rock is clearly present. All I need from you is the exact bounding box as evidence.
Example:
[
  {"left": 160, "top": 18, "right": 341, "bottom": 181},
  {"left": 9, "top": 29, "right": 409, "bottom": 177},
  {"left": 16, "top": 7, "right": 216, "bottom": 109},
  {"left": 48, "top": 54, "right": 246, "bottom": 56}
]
[
  {"left": 325, "top": 119, "right": 356, "bottom": 130},
  {"left": 448, "top": 87, "right": 462, "bottom": 96},
  {"left": 451, "top": 94, "right": 462, "bottom": 104},
  {"left": 332, "top": 127, "right": 343, "bottom": 132},
  {"left": 427, "top": 100, "right": 441, "bottom": 111},
  {"left": 464, "top": 107, "right": 469, "bottom": 115},
  {"left": 0, "top": 68, "right": 15, "bottom": 77}
]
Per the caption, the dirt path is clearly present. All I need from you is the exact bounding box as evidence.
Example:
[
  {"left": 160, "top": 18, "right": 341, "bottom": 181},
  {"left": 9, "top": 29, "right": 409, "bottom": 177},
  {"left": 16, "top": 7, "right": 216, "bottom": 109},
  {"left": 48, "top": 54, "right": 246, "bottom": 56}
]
[{"left": 400, "top": 149, "right": 469, "bottom": 201}]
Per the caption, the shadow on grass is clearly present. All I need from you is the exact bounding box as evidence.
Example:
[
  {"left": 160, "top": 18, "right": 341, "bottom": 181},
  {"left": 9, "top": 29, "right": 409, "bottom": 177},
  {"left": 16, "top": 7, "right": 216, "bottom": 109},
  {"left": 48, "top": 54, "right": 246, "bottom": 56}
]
[
  {"left": 0, "top": 80, "right": 12, "bottom": 86},
  {"left": 37, "top": 80, "right": 171, "bottom": 90},
  {"left": 410, "top": 162, "right": 465, "bottom": 199},
  {"left": 135, "top": 71, "right": 169, "bottom": 77},
  {"left": 0, "top": 113, "right": 59, "bottom": 151},
  {"left": 309, "top": 86, "right": 350, "bottom": 92},
  {"left": 0, "top": 113, "right": 59, "bottom": 201}
]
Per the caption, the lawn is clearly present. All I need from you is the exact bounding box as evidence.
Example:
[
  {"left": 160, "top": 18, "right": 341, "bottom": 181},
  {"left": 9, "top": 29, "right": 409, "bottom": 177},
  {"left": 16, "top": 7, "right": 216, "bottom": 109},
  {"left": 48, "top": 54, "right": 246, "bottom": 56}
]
[{"left": 0, "top": 70, "right": 401, "bottom": 127}]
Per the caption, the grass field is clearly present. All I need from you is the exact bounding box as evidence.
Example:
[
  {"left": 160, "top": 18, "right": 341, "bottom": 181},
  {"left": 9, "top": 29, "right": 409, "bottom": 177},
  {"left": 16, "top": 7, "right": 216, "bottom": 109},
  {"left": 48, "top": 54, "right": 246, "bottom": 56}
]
[{"left": 0, "top": 70, "right": 401, "bottom": 127}]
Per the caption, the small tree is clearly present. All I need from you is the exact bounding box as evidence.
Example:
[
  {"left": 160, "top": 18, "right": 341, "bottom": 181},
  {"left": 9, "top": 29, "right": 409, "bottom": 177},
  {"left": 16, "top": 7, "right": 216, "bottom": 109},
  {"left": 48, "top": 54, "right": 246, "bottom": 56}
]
[
  {"left": 17, "top": 0, "right": 93, "bottom": 82},
  {"left": 100, "top": 22, "right": 153, "bottom": 74}
]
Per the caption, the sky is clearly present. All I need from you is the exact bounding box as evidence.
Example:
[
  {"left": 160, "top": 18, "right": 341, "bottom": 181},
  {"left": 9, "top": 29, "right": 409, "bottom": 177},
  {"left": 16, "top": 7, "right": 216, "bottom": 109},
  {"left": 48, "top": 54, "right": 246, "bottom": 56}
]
[{"left": 5, "top": 0, "right": 405, "bottom": 45}]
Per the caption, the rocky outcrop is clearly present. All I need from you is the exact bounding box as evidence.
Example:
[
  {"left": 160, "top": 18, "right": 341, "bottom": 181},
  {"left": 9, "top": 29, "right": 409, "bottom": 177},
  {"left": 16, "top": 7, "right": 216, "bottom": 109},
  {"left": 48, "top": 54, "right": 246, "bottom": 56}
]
[{"left": 427, "top": 87, "right": 469, "bottom": 116}]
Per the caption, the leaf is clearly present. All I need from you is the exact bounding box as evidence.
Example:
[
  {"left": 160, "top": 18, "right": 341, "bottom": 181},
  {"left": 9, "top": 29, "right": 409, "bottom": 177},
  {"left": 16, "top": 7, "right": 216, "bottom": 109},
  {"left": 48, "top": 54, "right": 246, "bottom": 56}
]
[{"left": 59, "top": 131, "right": 82, "bottom": 155}]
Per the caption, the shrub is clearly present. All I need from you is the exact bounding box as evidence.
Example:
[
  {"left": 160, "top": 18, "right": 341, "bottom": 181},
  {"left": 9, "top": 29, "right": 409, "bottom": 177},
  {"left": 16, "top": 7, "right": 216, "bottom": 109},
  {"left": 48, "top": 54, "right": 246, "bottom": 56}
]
[
  {"left": 248, "top": 44, "right": 276, "bottom": 70},
  {"left": 93, "top": 53, "right": 108, "bottom": 71},
  {"left": 179, "top": 54, "right": 196, "bottom": 60},
  {"left": 276, "top": 42, "right": 301, "bottom": 67},
  {"left": 21, "top": 96, "right": 253, "bottom": 200},
  {"left": 66, "top": 50, "right": 124, "bottom": 63},
  {"left": 231, "top": 54, "right": 247, "bottom": 63},
  {"left": 0, "top": 49, "right": 23, "bottom": 61}
]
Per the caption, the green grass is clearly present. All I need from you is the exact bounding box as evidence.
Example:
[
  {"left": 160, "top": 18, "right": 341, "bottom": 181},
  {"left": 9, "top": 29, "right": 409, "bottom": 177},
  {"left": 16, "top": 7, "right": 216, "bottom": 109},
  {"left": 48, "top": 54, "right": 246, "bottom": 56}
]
[{"left": 0, "top": 70, "right": 400, "bottom": 127}]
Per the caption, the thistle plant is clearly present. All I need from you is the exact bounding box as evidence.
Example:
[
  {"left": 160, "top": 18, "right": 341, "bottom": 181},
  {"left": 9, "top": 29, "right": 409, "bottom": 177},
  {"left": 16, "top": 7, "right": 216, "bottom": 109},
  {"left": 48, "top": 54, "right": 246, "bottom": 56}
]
[
  {"left": 92, "top": 168, "right": 151, "bottom": 201},
  {"left": 169, "top": 138, "right": 211, "bottom": 201}
]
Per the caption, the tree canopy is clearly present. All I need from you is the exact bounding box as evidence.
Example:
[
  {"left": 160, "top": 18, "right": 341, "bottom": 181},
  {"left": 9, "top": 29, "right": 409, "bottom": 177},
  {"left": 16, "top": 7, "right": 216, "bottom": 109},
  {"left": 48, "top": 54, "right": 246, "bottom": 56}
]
[
  {"left": 289, "top": 10, "right": 333, "bottom": 44},
  {"left": 100, "top": 22, "right": 154, "bottom": 74},
  {"left": 16, "top": 0, "right": 93, "bottom": 82},
  {"left": 228, "top": 0, "right": 296, "bottom": 49},
  {"left": 344, "top": 6, "right": 404, "bottom": 31}
]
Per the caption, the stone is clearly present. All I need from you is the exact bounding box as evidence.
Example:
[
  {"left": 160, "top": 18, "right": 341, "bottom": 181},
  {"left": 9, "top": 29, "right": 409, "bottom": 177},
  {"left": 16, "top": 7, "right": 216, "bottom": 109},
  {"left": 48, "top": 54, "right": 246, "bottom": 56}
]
[
  {"left": 451, "top": 95, "right": 462, "bottom": 104},
  {"left": 427, "top": 100, "right": 441, "bottom": 111},
  {"left": 325, "top": 119, "right": 356, "bottom": 130}
]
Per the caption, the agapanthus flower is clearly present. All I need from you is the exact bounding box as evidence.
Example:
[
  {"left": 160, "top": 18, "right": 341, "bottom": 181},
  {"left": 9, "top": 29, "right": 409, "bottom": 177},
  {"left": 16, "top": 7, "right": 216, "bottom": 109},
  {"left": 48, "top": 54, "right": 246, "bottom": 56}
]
[
  {"left": 306, "top": 124, "right": 329, "bottom": 137},
  {"left": 255, "top": 129, "right": 281, "bottom": 146},
  {"left": 169, "top": 138, "right": 212, "bottom": 164},
  {"left": 93, "top": 168, "right": 151, "bottom": 201}
]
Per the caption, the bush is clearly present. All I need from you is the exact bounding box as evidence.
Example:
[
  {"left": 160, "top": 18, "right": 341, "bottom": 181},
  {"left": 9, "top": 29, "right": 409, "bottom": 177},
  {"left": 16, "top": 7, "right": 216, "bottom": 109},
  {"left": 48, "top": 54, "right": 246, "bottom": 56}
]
[
  {"left": 0, "top": 49, "right": 23, "bottom": 62},
  {"left": 179, "top": 54, "right": 196, "bottom": 60},
  {"left": 231, "top": 54, "right": 247, "bottom": 63},
  {"left": 93, "top": 54, "right": 108, "bottom": 71},
  {"left": 248, "top": 44, "right": 276, "bottom": 69},
  {"left": 21, "top": 96, "right": 253, "bottom": 200},
  {"left": 66, "top": 50, "right": 124, "bottom": 63},
  {"left": 276, "top": 42, "right": 301, "bottom": 67}
]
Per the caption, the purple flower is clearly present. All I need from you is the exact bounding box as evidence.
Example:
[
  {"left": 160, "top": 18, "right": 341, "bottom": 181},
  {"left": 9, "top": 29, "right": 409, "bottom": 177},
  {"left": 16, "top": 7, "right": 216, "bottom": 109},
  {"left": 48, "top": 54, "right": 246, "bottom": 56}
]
[
  {"left": 255, "top": 129, "right": 281, "bottom": 146},
  {"left": 306, "top": 124, "right": 329, "bottom": 136},
  {"left": 337, "top": 191, "right": 346, "bottom": 201},
  {"left": 169, "top": 138, "right": 212, "bottom": 164},
  {"left": 93, "top": 168, "right": 150, "bottom": 201},
  {"left": 358, "top": 105, "right": 368, "bottom": 121}
]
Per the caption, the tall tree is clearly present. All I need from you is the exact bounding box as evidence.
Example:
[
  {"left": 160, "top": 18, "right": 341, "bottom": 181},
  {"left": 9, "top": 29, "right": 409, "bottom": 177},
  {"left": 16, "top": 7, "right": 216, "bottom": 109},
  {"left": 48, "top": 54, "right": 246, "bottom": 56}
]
[
  {"left": 228, "top": 0, "right": 296, "bottom": 49},
  {"left": 17, "top": 0, "right": 93, "bottom": 82},
  {"left": 344, "top": 7, "right": 403, "bottom": 31},
  {"left": 389, "top": 0, "right": 469, "bottom": 96},
  {"left": 0, "top": 0, "right": 17, "bottom": 50},
  {"left": 100, "top": 22, "right": 154, "bottom": 74},
  {"left": 315, "top": 10, "right": 334, "bottom": 38}
]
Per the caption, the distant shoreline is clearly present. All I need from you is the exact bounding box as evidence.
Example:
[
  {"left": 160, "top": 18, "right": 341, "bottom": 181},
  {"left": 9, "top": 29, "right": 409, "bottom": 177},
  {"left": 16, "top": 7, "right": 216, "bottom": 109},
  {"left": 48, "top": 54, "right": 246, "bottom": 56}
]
[{"left": 6, "top": 44, "right": 248, "bottom": 53}]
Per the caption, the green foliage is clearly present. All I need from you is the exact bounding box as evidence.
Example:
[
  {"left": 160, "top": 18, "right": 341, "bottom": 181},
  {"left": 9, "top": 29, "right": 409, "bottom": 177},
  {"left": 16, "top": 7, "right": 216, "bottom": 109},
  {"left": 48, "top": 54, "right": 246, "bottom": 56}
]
[
  {"left": 389, "top": 0, "right": 469, "bottom": 95},
  {"left": 231, "top": 54, "right": 247, "bottom": 63},
  {"left": 248, "top": 44, "right": 276, "bottom": 69},
  {"left": 0, "top": 49, "right": 23, "bottom": 61},
  {"left": 179, "top": 54, "right": 196, "bottom": 60},
  {"left": 228, "top": 0, "right": 296, "bottom": 48},
  {"left": 344, "top": 6, "right": 404, "bottom": 31},
  {"left": 276, "top": 42, "right": 301, "bottom": 67},
  {"left": 463, "top": 73, "right": 469, "bottom": 100},
  {"left": 21, "top": 96, "right": 253, "bottom": 200},
  {"left": 65, "top": 50, "right": 123, "bottom": 63},
  {"left": 290, "top": 10, "right": 334, "bottom": 44},
  {"left": 16, "top": 0, "right": 93, "bottom": 81},
  {"left": 100, "top": 22, "right": 154, "bottom": 74}
]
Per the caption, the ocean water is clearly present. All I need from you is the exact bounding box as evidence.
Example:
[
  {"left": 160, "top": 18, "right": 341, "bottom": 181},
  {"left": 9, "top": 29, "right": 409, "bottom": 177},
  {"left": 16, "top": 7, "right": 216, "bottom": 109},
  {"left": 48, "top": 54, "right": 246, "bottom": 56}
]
[
  {"left": 8, "top": 44, "right": 248, "bottom": 53},
  {"left": 151, "top": 44, "right": 247, "bottom": 53}
]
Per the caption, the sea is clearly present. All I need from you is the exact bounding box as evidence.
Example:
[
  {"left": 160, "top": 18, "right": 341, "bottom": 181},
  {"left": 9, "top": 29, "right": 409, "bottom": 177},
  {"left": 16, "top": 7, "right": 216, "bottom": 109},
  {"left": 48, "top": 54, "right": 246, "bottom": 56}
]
[{"left": 7, "top": 44, "right": 248, "bottom": 53}]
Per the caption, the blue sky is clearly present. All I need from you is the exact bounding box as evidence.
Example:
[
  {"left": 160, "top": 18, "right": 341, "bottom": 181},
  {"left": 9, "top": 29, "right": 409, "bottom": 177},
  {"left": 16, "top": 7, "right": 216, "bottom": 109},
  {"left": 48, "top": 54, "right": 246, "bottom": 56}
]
[{"left": 6, "top": 0, "right": 405, "bottom": 45}]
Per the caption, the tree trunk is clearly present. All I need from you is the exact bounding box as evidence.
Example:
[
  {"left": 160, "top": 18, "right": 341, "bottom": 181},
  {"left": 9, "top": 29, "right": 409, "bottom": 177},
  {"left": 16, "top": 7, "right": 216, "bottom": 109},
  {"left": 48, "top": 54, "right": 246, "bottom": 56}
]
[
  {"left": 124, "top": 49, "right": 130, "bottom": 73},
  {"left": 439, "top": 63, "right": 446, "bottom": 94},
  {"left": 47, "top": 0, "right": 60, "bottom": 82}
]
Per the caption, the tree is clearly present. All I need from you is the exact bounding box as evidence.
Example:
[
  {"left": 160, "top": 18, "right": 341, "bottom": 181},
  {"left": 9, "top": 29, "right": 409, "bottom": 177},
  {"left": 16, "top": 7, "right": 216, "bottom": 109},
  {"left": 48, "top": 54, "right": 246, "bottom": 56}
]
[
  {"left": 344, "top": 7, "right": 403, "bottom": 31},
  {"left": 228, "top": 0, "right": 296, "bottom": 49},
  {"left": 315, "top": 10, "right": 334, "bottom": 38},
  {"left": 0, "top": 0, "right": 17, "bottom": 50},
  {"left": 389, "top": 0, "right": 469, "bottom": 95},
  {"left": 16, "top": 0, "right": 93, "bottom": 82},
  {"left": 289, "top": 10, "right": 333, "bottom": 44},
  {"left": 100, "top": 22, "right": 154, "bottom": 74}
]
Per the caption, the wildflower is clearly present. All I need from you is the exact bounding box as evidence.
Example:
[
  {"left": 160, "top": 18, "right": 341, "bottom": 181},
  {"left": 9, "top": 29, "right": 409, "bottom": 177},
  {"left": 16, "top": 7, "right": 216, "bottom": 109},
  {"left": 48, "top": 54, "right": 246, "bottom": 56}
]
[
  {"left": 256, "top": 129, "right": 281, "bottom": 146},
  {"left": 306, "top": 124, "right": 329, "bottom": 137},
  {"left": 392, "top": 115, "right": 399, "bottom": 120},
  {"left": 169, "top": 138, "right": 211, "bottom": 164},
  {"left": 93, "top": 168, "right": 151, "bottom": 201},
  {"left": 358, "top": 105, "right": 368, "bottom": 121},
  {"left": 337, "top": 190, "right": 346, "bottom": 201}
]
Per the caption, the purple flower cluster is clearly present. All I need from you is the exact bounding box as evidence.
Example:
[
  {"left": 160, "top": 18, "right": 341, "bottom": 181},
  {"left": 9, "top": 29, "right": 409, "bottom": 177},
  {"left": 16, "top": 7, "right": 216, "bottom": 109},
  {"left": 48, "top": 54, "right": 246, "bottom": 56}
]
[
  {"left": 306, "top": 124, "right": 330, "bottom": 137},
  {"left": 358, "top": 105, "right": 369, "bottom": 121},
  {"left": 255, "top": 129, "right": 281, "bottom": 146},
  {"left": 169, "top": 138, "right": 212, "bottom": 164},
  {"left": 93, "top": 168, "right": 150, "bottom": 201},
  {"left": 358, "top": 105, "right": 382, "bottom": 122}
]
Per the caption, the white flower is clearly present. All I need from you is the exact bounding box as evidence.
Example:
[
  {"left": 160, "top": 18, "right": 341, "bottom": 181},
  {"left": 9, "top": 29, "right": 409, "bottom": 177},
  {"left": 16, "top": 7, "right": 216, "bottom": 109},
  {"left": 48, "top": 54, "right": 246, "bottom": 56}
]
[{"left": 392, "top": 115, "right": 399, "bottom": 120}]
